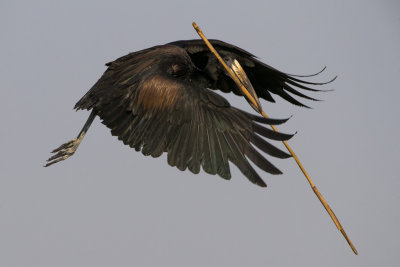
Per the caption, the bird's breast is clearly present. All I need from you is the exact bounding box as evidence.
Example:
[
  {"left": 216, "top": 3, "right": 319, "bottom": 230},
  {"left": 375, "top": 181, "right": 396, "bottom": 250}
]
[{"left": 137, "top": 75, "right": 182, "bottom": 112}]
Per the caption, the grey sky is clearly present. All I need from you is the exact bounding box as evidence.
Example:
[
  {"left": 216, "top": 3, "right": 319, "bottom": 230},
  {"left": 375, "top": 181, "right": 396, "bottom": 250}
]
[{"left": 1, "top": 0, "right": 400, "bottom": 266}]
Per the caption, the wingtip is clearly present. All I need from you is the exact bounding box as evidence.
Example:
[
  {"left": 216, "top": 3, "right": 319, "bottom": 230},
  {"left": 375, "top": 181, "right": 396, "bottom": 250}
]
[
  {"left": 287, "top": 131, "right": 297, "bottom": 141},
  {"left": 287, "top": 66, "right": 327, "bottom": 78},
  {"left": 257, "top": 180, "right": 268, "bottom": 187}
]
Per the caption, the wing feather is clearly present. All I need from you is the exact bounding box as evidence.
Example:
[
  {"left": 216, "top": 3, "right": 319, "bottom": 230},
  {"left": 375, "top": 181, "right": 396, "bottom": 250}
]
[
  {"left": 252, "top": 122, "right": 294, "bottom": 141},
  {"left": 244, "top": 144, "right": 282, "bottom": 175}
]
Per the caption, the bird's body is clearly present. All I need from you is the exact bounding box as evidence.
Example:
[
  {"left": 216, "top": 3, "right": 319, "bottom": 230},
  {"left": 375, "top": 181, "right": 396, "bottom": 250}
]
[{"left": 45, "top": 39, "right": 328, "bottom": 187}]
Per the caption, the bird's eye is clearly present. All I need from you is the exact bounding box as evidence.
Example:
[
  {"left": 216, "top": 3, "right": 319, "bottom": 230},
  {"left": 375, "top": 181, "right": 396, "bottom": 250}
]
[{"left": 171, "top": 64, "right": 186, "bottom": 77}]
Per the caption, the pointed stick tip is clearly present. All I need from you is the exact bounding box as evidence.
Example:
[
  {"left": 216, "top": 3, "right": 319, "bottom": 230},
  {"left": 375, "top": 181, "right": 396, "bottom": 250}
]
[{"left": 340, "top": 229, "right": 358, "bottom": 255}]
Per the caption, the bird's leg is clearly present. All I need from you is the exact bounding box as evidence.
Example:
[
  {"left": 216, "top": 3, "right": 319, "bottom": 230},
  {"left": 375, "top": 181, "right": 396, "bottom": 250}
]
[{"left": 44, "top": 110, "right": 96, "bottom": 167}]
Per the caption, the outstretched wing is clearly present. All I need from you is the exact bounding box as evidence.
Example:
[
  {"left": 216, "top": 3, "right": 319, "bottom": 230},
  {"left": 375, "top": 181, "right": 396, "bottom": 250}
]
[
  {"left": 75, "top": 45, "right": 293, "bottom": 187},
  {"left": 169, "top": 39, "right": 334, "bottom": 108}
]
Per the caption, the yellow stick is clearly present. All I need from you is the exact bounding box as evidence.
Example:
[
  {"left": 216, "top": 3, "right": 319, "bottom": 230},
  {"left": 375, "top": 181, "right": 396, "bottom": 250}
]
[{"left": 192, "top": 22, "right": 358, "bottom": 255}]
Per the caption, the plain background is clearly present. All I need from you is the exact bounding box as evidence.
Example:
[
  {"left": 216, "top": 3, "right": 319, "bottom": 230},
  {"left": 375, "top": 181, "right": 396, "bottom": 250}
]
[{"left": 1, "top": 0, "right": 399, "bottom": 266}]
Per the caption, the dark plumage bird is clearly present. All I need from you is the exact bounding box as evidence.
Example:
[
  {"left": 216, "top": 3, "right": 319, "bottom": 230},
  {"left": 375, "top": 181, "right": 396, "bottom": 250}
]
[{"left": 45, "top": 39, "right": 330, "bottom": 187}]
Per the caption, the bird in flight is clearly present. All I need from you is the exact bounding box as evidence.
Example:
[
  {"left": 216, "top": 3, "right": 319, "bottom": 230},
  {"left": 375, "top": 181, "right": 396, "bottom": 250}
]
[
  {"left": 44, "top": 30, "right": 358, "bottom": 254},
  {"left": 45, "top": 39, "right": 329, "bottom": 187}
]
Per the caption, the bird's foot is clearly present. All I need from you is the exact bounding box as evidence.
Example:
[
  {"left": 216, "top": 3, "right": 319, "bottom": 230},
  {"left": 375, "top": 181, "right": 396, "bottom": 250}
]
[{"left": 44, "top": 138, "right": 81, "bottom": 167}]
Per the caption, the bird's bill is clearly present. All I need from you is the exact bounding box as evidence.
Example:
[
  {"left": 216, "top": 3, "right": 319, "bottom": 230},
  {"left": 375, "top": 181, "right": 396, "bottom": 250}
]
[{"left": 227, "top": 58, "right": 263, "bottom": 113}]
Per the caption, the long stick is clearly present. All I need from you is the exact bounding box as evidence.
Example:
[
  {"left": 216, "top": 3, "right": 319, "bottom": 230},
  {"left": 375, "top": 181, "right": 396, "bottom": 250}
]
[{"left": 192, "top": 22, "right": 358, "bottom": 255}]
